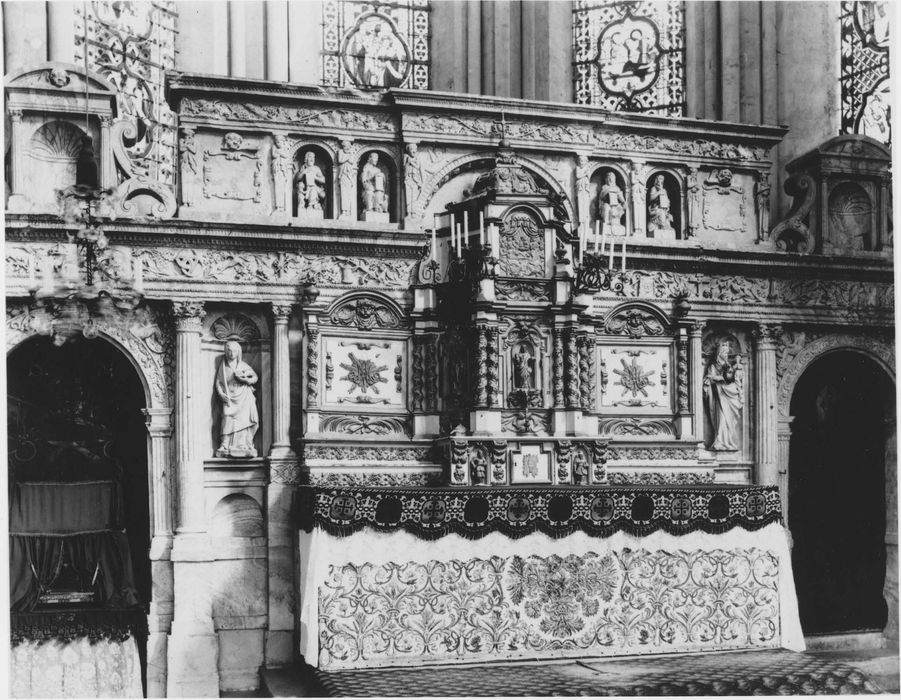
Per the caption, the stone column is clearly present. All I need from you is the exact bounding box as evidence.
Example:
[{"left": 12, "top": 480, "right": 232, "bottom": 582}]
[
  {"left": 47, "top": 1, "right": 76, "bottom": 63},
  {"left": 269, "top": 304, "right": 294, "bottom": 460},
  {"left": 143, "top": 408, "right": 174, "bottom": 698},
  {"left": 753, "top": 323, "right": 780, "bottom": 488},
  {"left": 168, "top": 300, "right": 220, "bottom": 697},
  {"left": 7, "top": 108, "right": 27, "bottom": 212},
  {"left": 675, "top": 327, "right": 691, "bottom": 438},
  {"left": 99, "top": 116, "right": 115, "bottom": 190},
  {"left": 265, "top": 1, "right": 289, "bottom": 81},
  {"left": 172, "top": 301, "right": 206, "bottom": 536},
  {"left": 776, "top": 416, "right": 794, "bottom": 526},
  {"left": 689, "top": 322, "right": 705, "bottom": 440},
  {"left": 265, "top": 303, "right": 297, "bottom": 665}
]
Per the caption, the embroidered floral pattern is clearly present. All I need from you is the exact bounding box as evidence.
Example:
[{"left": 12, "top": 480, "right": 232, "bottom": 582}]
[{"left": 318, "top": 548, "right": 781, "bottom": 669}]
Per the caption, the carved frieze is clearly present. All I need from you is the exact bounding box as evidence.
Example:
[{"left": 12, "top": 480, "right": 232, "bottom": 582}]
[
  {"left": 181, "top": 98, "right": 395, "bottom": 132},
  {"left": 598, "top": 417, "right": 676, "bottom": 437},
  {"left": 604, "top": 308, "right": 666, "bottom": 339},
  {"left": 501, "top": 410, "right": 551, "bottom": 435},
  {"left": 319, "top": 414, "right": 411, "bottom": 437},
  {"left": 304, "top": 445, "right": 434, "bottom": 463},
  {"left": 495, "top": 280, "right": 551, "bottom": 302}
]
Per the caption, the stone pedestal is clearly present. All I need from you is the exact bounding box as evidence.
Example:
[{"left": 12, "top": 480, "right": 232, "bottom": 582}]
[{"left": 362, "top": 210, "right": 390, "bottom": 223}]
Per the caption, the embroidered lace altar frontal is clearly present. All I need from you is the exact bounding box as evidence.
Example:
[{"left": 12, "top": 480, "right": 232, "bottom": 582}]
[{"left": 299, "top": 484, "right": 781, "bottom": 540}]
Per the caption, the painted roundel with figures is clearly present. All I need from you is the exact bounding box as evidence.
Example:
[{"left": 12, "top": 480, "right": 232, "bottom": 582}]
[{"left": 340, "top": 12, "right": 412, "bottom": 89}]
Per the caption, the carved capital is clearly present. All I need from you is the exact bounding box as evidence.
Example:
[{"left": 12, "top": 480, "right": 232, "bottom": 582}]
[
  {"left": 8, "top": 108, "right": 23, "bottom": 122},
  {"left": 99, "top": 115, "right": 113, "bottom": 128},
  {"left": 752, "top": 323, "right": 782, "bottom": 348},
  {"left": 172, "top": 300, "right": 205, "bottom": 331},
  {"left": 272, "top": 303, "right": 294, "bottom": 321},
  {"left": 689, "top": 321, "right": 705, "bottom": 337}
]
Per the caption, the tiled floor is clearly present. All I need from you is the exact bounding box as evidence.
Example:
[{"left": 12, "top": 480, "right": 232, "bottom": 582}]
[{"left": 258, "top": 647, "right": 899, "bottom": 697}]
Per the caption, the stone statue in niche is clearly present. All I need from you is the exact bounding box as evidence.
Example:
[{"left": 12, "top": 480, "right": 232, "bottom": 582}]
[
  {"left": 598, "top": 171, "right": 626, "bottom": 236},
  {"left": 295, "top": 151, "right": 326, "bottom": 218},
  {"left": 180, "top": 128, "right": 199, "bottom": 207},
  {"left": 512, "top": 345, "right": 536, "bottom": 390},
  {"left": 572, "top": 450, "right": 589, "bottom": 485},
  {"left": 337, "top": 139, "right": 355, "bottom": 220},
  {"left": 703, "top": 338, "right": 743, "bottom": 452},
  {"left": 686, "top": 167, "right": 701, "bottom": 237},
  {"left": 271, "top": 134, "right": 292, "bottom": 215},
  {"left": 647, "top": 173, "right": 675, "bottom": 239},
  {"left": 215, "top": 340, "right": 259, "bottom": 459},
  {"left": 361, "top": 152, "right": 389, "bottom": 222},
  {"left": 471, "top": 450, "right": 488, "bottom": 485},
  {"left": 828, "top": 183, "right": 871, "bottom": 251},
  {"left": 755, "top": 172, "right": 771, "bottom": 243}
]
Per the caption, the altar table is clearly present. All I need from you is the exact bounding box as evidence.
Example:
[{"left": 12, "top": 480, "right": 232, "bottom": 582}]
[{"left": 299, "top": 485, "right": 804, "bottom": 670}]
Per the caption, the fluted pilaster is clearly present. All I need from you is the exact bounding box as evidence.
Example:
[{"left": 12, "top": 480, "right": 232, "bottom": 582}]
[
  {"left": 172, "top": 300, "right": 205, "bottom": 535},
  {"left": 269, "top": 303, "right": 294, "bottom": 458},
  {"left": 689, "top": 322, "right": 705, "bottom": 440},
  {"left": 753, "top": 323, "right": 781, "bottom": 487}
]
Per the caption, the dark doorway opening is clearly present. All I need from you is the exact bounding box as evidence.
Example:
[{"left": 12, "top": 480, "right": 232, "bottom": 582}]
[
  {"left": 7, "top": 336, "right": 150, "bottom": 690},
  {"left": 788, "top": 351, "right": 889, "bottom": 634}
]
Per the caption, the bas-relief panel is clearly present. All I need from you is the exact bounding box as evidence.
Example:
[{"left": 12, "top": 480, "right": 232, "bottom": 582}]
[
  {"left": 322, "top": 337, "right": 406, "bottom": 409},
  {"left": 599, "top": 345, "right": 670, "bottom": 411},
  {"left": 318, "top": 547, "right": 781, "bottom": 669}
]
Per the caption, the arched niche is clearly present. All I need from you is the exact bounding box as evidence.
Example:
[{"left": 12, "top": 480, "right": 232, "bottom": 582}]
[
  {"left": 211, "top": 493, "right": 264, "bottom": 538},
  {"left": 497, "top": 206, "right": 549, "bottom": 279},
  {"left": 827, "top": 181, "right": 873, "bottom": 251},
  {"left": 701, "top": 328, "right": 749, "bottom": 457},
  {"left": 591, "top": 165, "right": 629, "bottom": 235},
  {"left": 646, "top": 169, "right": 683, "bottom": 240},
  {"left": 358, "top": 147, "right": 397, "bottom": 222},
  {"left": 27, "top": 120, "right": 96, "bottom": 207},
  {"left": 293, "top": 143, "right": 334, "bottom": 220}
]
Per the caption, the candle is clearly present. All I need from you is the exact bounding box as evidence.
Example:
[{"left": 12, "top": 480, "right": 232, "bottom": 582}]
[
  {"left": 609, "top": 235, "right": 615, "bottom": 270},
  {"left": 492, "top": 224, "right": 500, "bottom": 257},
  {"left": 579, "top": 223, "right": 585, "bottom": 265},
  {"left": 450, "top": 213, "right": 456, "bottom": 248},
  {"left": 594, "top": 220, "right": 600, "bottom": 252},
  {"left": 479, "top": 212, "right": 485, "bottom": 246},
  {"left": 455, "top": 224, "right": 462, "bottom": 256},
  {"left": 430, "top": 226, "right": 437, "bottom": 262},
  {"left": 462, "top": 211, "right": 469, "bottom": 247},
  {"left": 434, "top": 214, "right": 440, "bottom": 236},
  {"left": 621, "top": 239, "right": 627, "bottom": 272}
]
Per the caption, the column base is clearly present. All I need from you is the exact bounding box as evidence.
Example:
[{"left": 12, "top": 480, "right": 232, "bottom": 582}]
[
  {"left": 267, "top": 446, "right": 297, "bottom": 461},
  {"left": 167, "top": 623, "right": 220, "bottom": 697}
]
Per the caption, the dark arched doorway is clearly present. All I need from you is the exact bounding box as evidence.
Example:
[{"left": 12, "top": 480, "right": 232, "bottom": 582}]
[
  {"left": 7, "top": 335, "right": 150, "bottom": 687},
  {"left": 788, "top": 351, "right": 890, "bottom": 634}
]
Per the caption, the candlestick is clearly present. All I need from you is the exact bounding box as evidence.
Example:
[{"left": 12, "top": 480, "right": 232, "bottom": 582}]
[
  {"left": 450, "top": 213, "right": 456, "bottom": 249},
  {"left": 492, "top": 224, "right": 500, "bottom": 257},
  {"left": 430, "top": 226, "right": 437, "bottom": 262},
  {"left": 479, "top": 212, "right": 485, "bottom": 246},
  {"left": 434, "top": 214, "right": 440, "bottom": 236},
  {"left": 608, "top": 235, "right": 615, "bottom": 270}
]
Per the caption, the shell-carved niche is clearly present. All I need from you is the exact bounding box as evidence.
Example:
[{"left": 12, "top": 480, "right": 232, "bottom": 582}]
[
  {"left": 498, "top": 209, "right": 546, "bottom": 278},
  {"left": 211, "top": 314, "right": 263, "bottom": 343},
  {"left": 28, "top": 121, "right": 92, "bottom": 205},
  {"left": 827, "top": 182, "right": 873, "bottom": 251}
]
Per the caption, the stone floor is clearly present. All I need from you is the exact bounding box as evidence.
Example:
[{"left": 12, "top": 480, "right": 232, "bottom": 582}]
[{"left": 257, "top": 647, "right": 900, "bottom": 697}]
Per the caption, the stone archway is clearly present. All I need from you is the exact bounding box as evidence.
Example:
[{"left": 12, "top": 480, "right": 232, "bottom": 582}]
[
  {"left": 777, "top": 334, "right": 896, "bottom": 641},
  {"left": 6, "top": 302, "right": 176, "bottom": 694}
]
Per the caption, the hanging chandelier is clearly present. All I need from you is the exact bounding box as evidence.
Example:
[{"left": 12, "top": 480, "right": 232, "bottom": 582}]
[{"left": 27, "top": 184, "right": 145, "bottom": 346}]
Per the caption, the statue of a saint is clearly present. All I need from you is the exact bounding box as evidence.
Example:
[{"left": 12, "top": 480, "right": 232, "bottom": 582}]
[
  {"left": 403, "top": 143, "right": 424, "bottom": 219},
  {"left": 471, "top": 452, "right": 488, "bottom": 485},
  {"left": 599, "top": 172, "right": 625, "bottom": 233},
  {"left": 215, "top": 340, "right": 259, "bottom": 459},
  {"left": 576, "top": 155, "right": 591, "bottom": 223},
  {"left": 337, "top": 140, "right": 355, "bottom": 219},
  {"left": 686, "top": 167, "right": 701, "bottom": 237},
  {"left": 180, "top": 128, "right": 198, "bottom": 207},
  {"left": 295, "top": 151, "right": 326, "bottom": 215},
  {"left": 361, "top": 152, "right": 388, "bottom": 213},
  {"left": 572, "top": 450, "right": 589, "bottom": 485},
  {"left": 704, "top": 338, "right": 743, "bottom": 452},
  {"left": 513, "top": 345, "right": 534, "bottom": 390},
  {"left": 755, "top": 172, "right": 771, "bottom": 243},
  {"left": 647, "top": 174, "right": 675, "bottom": 236}
]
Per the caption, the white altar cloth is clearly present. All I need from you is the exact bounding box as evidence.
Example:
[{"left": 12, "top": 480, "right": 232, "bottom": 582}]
[
  {"left": 300, "top": 522, "right": 804, "bottom": 670},
  {"left": 9, "top": 636, "right": 143, "bottom": 698}
]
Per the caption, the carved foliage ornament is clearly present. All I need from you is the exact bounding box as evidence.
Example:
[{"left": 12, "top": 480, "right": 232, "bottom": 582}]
[
  {"left": 329, "top": 297, "right": 402, "bottom": 330},
  {"left": 604, "top": 308, "right": 666, "bottom": 339}
]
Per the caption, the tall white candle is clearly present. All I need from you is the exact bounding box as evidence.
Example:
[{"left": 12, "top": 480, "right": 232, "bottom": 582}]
[
  {"left": 479, "top": 212, "right": 485, "bottom": 246},
  {"left": 621, "top": 239, "right": 627, "bottom": 272},
  {"left": 456, "top": 224, "right": 462, "bottom": 256},
  {"left": 431, "top": 226, "right": 437, "bottom": 261},
  {"left": 609, "top": 235, "right": 615, "bottom": 269},
  {"left": 450, "top": 213, "right": 456, "bottom": 248},
  {"left": 462, "top": 211, "right": 469, "bottom": 247},
  {"left": 493, "top": 224, "right": 500, "bottom": 257},
  {"left": 434, "top": 214, "right": 440, "bottom": 236},
  {"left": 594, "top": 220, "right": 600, "bottom": 251}
]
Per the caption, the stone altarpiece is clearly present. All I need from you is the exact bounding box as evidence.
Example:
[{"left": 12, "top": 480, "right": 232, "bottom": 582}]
[{"left": 5, "top": 68, "right": 895, "bottom": 690}]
